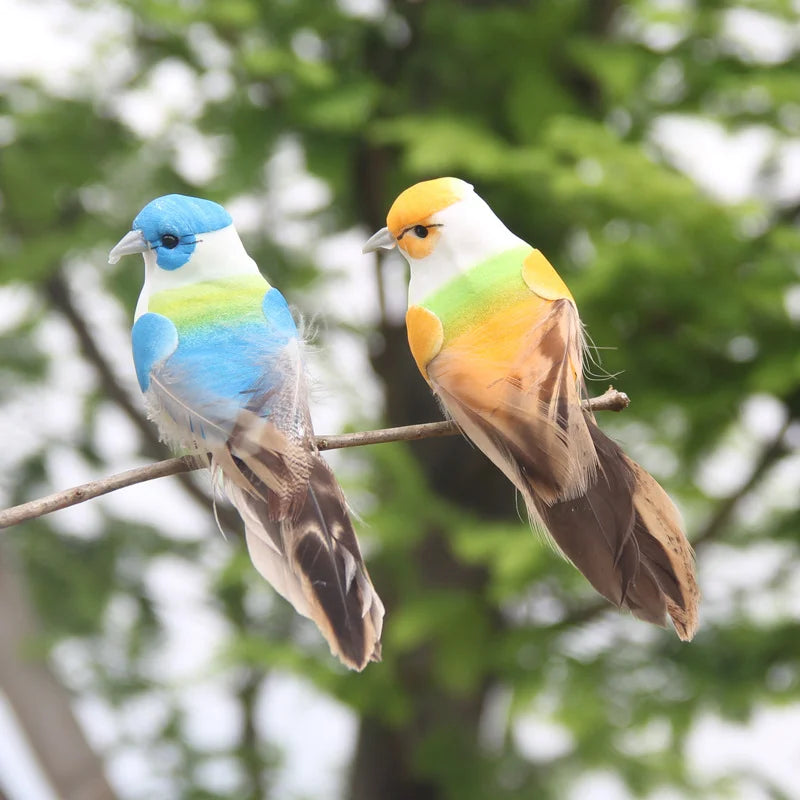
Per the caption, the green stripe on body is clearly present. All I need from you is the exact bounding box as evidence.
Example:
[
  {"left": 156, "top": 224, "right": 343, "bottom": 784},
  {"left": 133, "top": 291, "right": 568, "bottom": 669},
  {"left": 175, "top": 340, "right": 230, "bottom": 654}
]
[
  {"left": 149, "top": 275, "right": 270, "bottom": 329},
  {"left": 422, "top": 245, "right": 532, "bottom": 342}
]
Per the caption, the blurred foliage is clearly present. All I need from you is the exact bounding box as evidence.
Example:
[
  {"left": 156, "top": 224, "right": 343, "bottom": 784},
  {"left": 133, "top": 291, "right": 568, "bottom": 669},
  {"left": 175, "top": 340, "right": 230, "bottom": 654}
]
[{"left": 1, "top": 0, "right": 799, "bottom": 799}]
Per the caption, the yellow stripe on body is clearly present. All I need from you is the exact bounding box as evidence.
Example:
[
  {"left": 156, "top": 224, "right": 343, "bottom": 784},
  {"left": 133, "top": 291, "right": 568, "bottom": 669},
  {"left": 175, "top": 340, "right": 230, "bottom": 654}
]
[{"left": 149, "top": 275, "right": 270, "bottom": 329}]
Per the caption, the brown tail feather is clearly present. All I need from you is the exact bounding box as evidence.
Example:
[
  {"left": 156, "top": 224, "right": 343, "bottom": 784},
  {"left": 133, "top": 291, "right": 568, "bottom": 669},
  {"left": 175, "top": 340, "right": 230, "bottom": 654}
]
[
  {"left": 289, "top": 459, "right": 384, "bottom": 667},
  {"left": 224, "top": 454, "right": 384, "bottom": 670},
  {"left": 431, "top": 376, "right": 699, "bottom": 639},
  {"left": 531, "top": 420, "right": 698, "bottom": 639},
  {"left": 626, "top": 458, "right": 699, "bottom": 640},
  {"left": 227, "top": 409, "right": 313, "bottom": 517}
]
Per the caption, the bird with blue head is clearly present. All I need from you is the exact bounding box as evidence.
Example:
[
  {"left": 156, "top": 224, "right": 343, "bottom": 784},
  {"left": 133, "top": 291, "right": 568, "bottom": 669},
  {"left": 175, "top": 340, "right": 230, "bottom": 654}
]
[{"left": 110, "top": 194, "right": 384, "bottom": 670}]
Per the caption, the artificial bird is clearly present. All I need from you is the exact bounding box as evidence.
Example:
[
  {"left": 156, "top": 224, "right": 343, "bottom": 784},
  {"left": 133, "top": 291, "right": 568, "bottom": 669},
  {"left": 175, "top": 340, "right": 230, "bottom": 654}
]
[
  {"left": 364, "top": 178, "right": 698, "bottom": 640},
  {"left": 110, "top": 194, "right": 383, "bottom": 669}
]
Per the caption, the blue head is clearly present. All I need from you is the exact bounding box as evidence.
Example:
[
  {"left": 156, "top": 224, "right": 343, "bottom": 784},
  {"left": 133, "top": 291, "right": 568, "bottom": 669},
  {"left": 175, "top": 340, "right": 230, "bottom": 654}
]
[
  {"left": 133, "top": 194, "right": 232, "bottom": 270},
  {"left": 110, "top": 194, "right": 233, "bottom": 270}
]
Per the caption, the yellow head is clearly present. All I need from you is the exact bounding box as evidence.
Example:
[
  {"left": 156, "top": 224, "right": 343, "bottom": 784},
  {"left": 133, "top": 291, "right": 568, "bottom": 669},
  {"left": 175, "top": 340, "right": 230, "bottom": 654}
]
[
  {"left": 385, "top": 177, "right": 467, "bottom": 259},
  {"left": 363, "top": 177, "right": 526, "bottom": 305}
]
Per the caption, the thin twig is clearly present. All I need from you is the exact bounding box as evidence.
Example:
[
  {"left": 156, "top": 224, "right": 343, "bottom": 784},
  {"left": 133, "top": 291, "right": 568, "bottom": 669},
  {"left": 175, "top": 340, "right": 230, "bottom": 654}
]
[
  {"left": 692, "top": 417, "right": 791, "bottom": 548},
  {"left": 0, "top": 458, "right": 200, "bottom": 529},
  {"left": 0, "top": 388, "right": 629, "bottom": 529},
  {"left": 316, "top": 387, "right": 628, "bottom": 450}
]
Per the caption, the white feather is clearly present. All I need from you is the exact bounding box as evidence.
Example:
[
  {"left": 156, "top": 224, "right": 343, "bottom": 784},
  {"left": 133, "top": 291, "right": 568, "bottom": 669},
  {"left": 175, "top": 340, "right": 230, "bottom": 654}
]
[{"left": 407, "top": 191, "right": 527, "bottom": 306}]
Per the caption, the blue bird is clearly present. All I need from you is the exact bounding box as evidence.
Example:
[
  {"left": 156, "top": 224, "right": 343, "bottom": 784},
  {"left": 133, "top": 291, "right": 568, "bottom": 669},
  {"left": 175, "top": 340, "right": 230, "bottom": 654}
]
[{"left": 109, "top": 194, "right": 384, "bottom": 669}]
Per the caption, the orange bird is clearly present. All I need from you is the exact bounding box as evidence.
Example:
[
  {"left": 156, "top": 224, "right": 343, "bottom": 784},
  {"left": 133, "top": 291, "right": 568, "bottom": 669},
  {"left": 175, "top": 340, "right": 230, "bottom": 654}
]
[{"left": 364, "top": 177, "right": 698, "bottom": 640}]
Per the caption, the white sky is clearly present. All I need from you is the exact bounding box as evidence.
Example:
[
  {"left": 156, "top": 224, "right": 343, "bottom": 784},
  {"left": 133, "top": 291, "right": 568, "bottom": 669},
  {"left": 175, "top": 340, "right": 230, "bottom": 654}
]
[{"left": 1, "top": 1, "right": 799, "bottom": 799}]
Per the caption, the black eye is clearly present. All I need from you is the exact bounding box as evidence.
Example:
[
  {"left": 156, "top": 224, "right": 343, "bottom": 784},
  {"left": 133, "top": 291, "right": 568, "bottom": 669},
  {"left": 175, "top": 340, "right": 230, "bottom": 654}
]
[
  {"left": 413, "top": 225, "right": 428, "bottom": 238},
  {"left": 161, "top": 234, "right": 180, "bottom": 249}
]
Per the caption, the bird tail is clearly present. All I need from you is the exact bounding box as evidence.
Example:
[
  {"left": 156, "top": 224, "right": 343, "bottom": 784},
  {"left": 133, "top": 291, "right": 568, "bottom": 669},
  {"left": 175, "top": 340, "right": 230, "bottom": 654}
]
[
  {"left": 209, "top": 408, "right": 383, "bottom": 670},
  {"left": 221, "top": 452, "right": 384, "bottom": 670},
  {"left": 528, "top": 416, "right": 699, "bottom": 640}
]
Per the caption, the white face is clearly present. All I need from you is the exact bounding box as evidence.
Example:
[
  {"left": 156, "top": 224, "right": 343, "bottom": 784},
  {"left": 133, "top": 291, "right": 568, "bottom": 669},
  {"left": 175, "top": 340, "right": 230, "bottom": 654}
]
[
  {"left": 402, "top": 192, "right": 527, "bottom": 307},
  {"left": 135, "top": 224, "right": 261, "bottom": 318}
]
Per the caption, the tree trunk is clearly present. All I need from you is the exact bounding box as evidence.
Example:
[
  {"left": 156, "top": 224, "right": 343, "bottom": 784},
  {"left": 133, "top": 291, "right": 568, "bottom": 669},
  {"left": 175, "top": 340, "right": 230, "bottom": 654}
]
[{"left": 0, "top": 545, "right": 118, "bottom": 800}]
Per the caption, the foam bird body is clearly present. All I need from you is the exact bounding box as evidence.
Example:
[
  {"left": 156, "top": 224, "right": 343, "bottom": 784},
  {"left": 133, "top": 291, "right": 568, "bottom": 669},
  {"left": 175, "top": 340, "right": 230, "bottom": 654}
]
[
  {"left": 110, "top": 194, "right": 383, "bottom": 669},
  {"left": 364, "top": 178, "right": 698, "bottom": 640}
]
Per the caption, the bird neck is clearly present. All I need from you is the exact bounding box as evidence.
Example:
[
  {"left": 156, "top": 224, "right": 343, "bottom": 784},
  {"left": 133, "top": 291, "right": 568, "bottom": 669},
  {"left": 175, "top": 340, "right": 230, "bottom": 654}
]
[
  {"left": 135, "top": 226, "right": 261, "bottom": 319},
  {"left": 415, "top": 244, "right": 533, "bottom": 338},
  {"left": 407, "top": 198, "right": 527, "bottom": 307}
]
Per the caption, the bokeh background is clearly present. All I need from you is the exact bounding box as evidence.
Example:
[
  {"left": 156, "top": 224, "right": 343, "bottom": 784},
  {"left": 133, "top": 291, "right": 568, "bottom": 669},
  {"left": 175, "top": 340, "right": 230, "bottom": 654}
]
[{"left": 1, "top": 1, "right": 800, "bottom": 798}]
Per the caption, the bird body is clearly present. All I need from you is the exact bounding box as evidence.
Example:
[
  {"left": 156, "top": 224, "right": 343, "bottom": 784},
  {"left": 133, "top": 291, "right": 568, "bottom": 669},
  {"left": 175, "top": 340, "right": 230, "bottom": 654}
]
[
  {"left": 111, "top": 194, "right": 383, "bottom": 669},
  {"left": 364, "top": 178, "right": 698, "bottom": 640},
  {"left": 405, "top": 244, "right": 571, "bottom": 374},
  {"left": 135, "top": 275, "right": 290, "bottom": 404}
]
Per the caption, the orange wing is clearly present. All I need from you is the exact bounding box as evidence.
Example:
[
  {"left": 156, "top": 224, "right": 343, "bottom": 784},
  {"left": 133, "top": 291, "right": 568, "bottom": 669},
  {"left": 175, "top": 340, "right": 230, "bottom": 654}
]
[{"left": 428, "top": 290, "right": 597, "bottom": 504}]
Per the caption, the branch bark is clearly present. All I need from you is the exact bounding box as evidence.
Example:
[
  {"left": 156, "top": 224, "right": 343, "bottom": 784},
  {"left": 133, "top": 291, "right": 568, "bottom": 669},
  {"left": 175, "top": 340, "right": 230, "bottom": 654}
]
[{"left": 0, "top": 388, "right": 629, "bottom": 529}]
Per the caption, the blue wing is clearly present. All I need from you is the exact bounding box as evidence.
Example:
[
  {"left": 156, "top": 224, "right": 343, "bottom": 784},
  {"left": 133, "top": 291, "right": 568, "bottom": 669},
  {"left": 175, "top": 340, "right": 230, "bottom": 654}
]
[
  {"left": 131, "top": 312, "right": 179, "bottom": 392},
  {"left": 262, "top": 287, "right": 298, "bottom": 342}
]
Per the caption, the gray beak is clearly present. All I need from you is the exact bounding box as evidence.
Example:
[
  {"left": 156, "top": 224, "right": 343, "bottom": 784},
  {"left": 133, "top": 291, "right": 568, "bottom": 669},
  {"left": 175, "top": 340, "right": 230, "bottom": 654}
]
[
  {"left": 108, "top": 229, "right": 149, "bottom": 264},
  {"left": 362, "top": 226, "right": 396, "bottom": 254}
]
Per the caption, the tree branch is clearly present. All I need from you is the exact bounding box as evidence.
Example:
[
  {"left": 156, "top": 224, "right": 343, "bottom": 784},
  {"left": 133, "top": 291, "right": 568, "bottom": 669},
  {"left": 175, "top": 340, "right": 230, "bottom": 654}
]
[
  {"left": 692, "top": 417, "right": 791, "bottom": 548},
  {"left": 0, "top": 388, "right": 629, "bottom": 529}
]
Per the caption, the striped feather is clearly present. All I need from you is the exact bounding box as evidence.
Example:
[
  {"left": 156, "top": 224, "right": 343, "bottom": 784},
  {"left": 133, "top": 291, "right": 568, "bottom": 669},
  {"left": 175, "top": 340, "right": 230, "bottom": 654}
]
[
  {"left": 429, "top": 296, "right": 597, "bottom": 502},
  {"left": 225, "top": 457, "right": 384, "bottom": 669}
]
